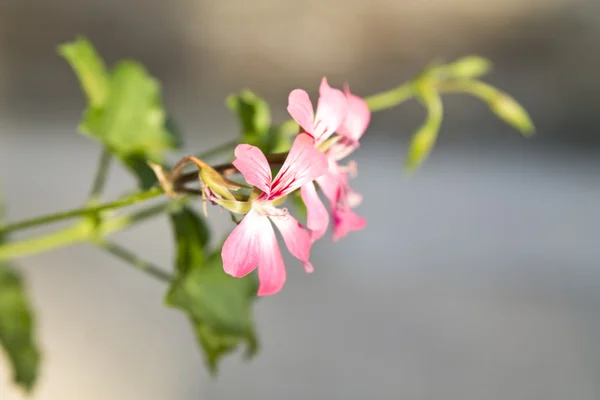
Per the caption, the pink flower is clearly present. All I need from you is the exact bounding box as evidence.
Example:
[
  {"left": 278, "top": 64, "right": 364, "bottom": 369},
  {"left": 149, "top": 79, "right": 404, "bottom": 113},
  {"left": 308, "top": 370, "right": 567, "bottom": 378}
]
[
  {"left": 331, "top": 186, "right": 366, "bottom": 242},
  {"left": 336, "top": 84, "right": 371, "bottom": 147},
  {"left": 299, "top": 84, "right": 370, "bottom": 242},
  {"left": 287, "top": 77, "right": 348, "bottom": 146},
  {"left": 221, "top": 133, "right": 328, "bottom": 296}
]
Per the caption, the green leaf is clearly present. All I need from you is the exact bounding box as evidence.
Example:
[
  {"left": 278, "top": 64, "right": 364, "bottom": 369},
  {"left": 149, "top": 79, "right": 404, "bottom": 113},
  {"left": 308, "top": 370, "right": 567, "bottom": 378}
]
[
  {"left": 58, "top": 36, "right": 109, "bottom": 108},
  {"left": 268, "top": 119, "right": 297, "bottom": 153},
  {"left": 194, "top": 319, "right": 258, "bottom": 375},
  {"left": 122, "top": 155, "right": 160, "bottom": 190},
  {"left": 166, "top": 251, "right": 258, "bottom": 335},
  {"left": 61, "top": 37, "right": 182, "bottom": 189},
  {"left": 405, "top": 82, "right": 444, "bottom": 172},
  {"left": 0, "top": 264, "right": 40, "bottom": 392},
  {"left": 169, "top": 207, "right": 211, "bottom": 277},
  {"left": 85, "top": 61, "right": 175, "bottom": 158},
  {"left": 227, "top": 90, "right": 273, "bottom": 151},
  {"left": 116, "top": 118, "right": 183, "bottom": 190},
  {"left": 165, "top": 115, "right": 184, "bottom": 150},
  {"left": 165, "top": 209, "right": 259, "bottom": 374},
  {"left": 0, "top": 199, "right": 40, "bottom": 392}
]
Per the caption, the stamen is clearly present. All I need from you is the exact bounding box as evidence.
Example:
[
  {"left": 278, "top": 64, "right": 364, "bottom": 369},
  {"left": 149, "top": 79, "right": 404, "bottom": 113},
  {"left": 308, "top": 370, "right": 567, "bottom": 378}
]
[{"left": 340, "top": 160, "right": 358, "bottom": 178}]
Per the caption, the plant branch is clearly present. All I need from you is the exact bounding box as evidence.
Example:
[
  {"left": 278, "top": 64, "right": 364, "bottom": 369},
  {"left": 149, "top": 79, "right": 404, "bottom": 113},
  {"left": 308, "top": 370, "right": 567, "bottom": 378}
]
[
  {"left": 88, "top": 147, "right": 112, "bottom": 203},
  {"left": 97, "top": 241, "right": 172, "bottom": 282},
  {"left": 364, "top": 82, "right": 414, "bottom": 112},
  {"left": 0, "top": 187, "right": 164, "bottom": 235},
  {"left": 0, "top": 201, "right": 172, "bottom": 262}
]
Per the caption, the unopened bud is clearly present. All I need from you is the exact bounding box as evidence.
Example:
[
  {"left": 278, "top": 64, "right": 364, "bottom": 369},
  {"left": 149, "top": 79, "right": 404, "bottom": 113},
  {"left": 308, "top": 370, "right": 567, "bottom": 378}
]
[
  {"left": 405, "top": 123, "right": 438, "bottom": 172},
  {"left": 198, "top": 168, "right": 238, "bottom": 201},
  {"left": 445, "top": 56, "right": 492, "bottom": 79},
  {"left": 489, "top": 92, "right": 535, "bottom": 136}
]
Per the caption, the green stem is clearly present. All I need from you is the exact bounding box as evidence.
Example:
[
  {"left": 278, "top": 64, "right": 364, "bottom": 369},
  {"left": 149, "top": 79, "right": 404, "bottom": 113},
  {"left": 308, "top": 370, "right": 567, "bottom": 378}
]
[
  {"left": 364, "top": 82, "right": 414, "bottom": 112},
  {"left": 435, "top": 79, "right": 497, "bottom": 100},
  {"left": 88, "top": 147, "right": 112, "bottom": 203},
  {"left": 0, "top": 139, "right": 241, "bottom": 236},
  {"left": 0, "top": 187, "right": 163, "bottom": 235},
  {"left": 97, "top": 241, "right": 172, "bottom": 282},
  {"left": 0, "top": 201, "right": 171, "bottom": 262}
]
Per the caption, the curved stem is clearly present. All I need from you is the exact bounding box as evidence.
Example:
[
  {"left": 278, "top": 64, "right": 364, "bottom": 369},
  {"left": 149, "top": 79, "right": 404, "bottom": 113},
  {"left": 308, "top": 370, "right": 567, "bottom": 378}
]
[
  {"left": 0, "top": 187, "right": 163, "bottom": 235},
  {"left": 364, "top": 82, "right": 414, "bottom": 112},
  {"left": 88, "top": 147, "right": 112, "bottom": 203},
  {"left": 0, "top": 201, "right": 171, "bottom": 262},
  {"left": 97, "top": 241, "right": 172, "bottom": 282}
]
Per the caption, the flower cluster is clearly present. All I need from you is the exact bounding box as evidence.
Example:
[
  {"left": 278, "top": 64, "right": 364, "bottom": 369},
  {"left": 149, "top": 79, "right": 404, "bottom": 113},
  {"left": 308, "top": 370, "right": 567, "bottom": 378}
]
[{"left": 218, "top": 78, "right": 371, "bottom": 295}]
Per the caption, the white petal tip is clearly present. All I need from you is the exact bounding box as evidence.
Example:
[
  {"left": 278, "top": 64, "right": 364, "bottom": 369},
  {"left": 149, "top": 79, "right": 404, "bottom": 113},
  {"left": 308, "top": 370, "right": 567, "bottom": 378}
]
[{"left": 304, "top": 262, "right": 315, "bottom": 273}]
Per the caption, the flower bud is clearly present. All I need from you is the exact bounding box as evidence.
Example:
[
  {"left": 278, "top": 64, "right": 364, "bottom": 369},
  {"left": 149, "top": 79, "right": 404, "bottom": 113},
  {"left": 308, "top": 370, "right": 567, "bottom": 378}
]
[
  {"left": 444, "top": 56, "right": 492, "bottom": 79},
  {"left": 489, "top": 92, "right": 535, "bottom": 136}
]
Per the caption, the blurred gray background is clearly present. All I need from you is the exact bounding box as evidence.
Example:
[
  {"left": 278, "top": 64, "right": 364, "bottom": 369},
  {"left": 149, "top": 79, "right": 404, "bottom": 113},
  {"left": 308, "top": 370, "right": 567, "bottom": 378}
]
[{"left": 1, "top": 1, "right": 600, "bottom": 399}]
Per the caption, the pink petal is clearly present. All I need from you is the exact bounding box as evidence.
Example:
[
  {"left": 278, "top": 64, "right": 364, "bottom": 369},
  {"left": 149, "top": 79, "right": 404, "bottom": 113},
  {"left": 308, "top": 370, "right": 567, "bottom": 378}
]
[
  {"left": 269, "top": 210, "right": 314, "bottom": 273},
  {"left": 313, "top": 77, "right": 348, "bottom": 144},
  {"left": 346, "top": 187, "right": 363, "bottom": 208},
  {"left": 336, "top": 84, "right": 371, "bottom": 142},
  {"left": 222, "top": 209, "right": 269, "bottom": 278},
  {"left": 316, "top": 168, "right": 343, "bottom": 204},
  {"left": 232, "top": 144, "right": 273, "bottom": 195},
  {"left": 300, "top": 182, "right": 329, "bottom": 243},
  {"left": 332, "top": 205, "right": 366, "bottom": 242},
  {"left": 327, "top": 137, "right": 360, "bottom": 161},
  {"left": 256, "top": 224, "right": 287, "bottom": 296},
  {"left": 287, "top": 89, "right": 315, "bottom": 135},
  {"left": 270, "top": 133, "right": 328, "bottom": 198}
]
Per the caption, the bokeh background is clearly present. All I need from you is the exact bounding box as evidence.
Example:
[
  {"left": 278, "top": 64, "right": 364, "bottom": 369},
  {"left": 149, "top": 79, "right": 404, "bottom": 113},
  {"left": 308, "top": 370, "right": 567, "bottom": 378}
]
[{"left": 1, "top": 1, "right": 600, "bottom": 399}]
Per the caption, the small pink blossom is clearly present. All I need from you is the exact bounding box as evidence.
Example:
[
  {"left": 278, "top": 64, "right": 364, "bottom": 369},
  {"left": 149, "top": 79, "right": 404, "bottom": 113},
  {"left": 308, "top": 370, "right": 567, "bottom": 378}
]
[
  {"left": 336, "top": 84, "right": 371, "bottom": 145},
  {"left": 287, "top": 77, "right": 348, "bottom": 146},
  {"left": 299, "top": 84, "right": 370, "bottom": 241},
  {"left": 221, "top": 133, "right": 328, "bottom": 296},
  {"left": 331, "top": 186, "right": 366, "bottom": 242}
]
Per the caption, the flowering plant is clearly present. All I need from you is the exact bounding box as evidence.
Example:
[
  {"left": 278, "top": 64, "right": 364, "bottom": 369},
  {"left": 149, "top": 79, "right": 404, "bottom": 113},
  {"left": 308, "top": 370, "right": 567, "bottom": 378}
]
[{"left": 0, "top": 37, "right": 533, "bottom": 393}]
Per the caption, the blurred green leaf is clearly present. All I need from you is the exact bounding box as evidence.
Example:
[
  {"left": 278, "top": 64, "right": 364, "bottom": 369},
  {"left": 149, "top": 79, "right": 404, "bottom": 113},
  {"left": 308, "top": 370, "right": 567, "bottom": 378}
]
[
  {"left": 268, "top": 119, "right": 297, "bottom": 153},
  {"left": 60, "top": 37, "right": 183, "bottom": 189},
  {"left": 194, "top": 319, "right": 258, "bottom": 375},
  {"left": 169, "top": 207, "right": 211, "bottom": 277},
  {"left": 0, "top": 265, "right": 40, "bottom": 392},
  {"left": 122, "top": 155, "right": 161, "bottom": 190},
  {"left": 166, "top": 208, "right": 259, "bottom": 374},
  {"left": 165, "top": 116, "right": 184, "bottom": 149},
  {"left": 83, "top": 61, "right": 175, "bottom": 158},
  {"left": 227, "top": 90, "right": 273, "bottom": 151},
  {"left": 166, "top": 251, "right": 259, "bottom": 374},
  {"left": 405, "top": 82, "right": 444, "bottom": 171},
  {"left": 166, "top": 251, "right": 258, "bottom": 336},
  {"left": 58, "top": 36, "right": 109, "bottom": 108},
  {"left": 0, "top": 198, "right": 40, "bottom": 393}
]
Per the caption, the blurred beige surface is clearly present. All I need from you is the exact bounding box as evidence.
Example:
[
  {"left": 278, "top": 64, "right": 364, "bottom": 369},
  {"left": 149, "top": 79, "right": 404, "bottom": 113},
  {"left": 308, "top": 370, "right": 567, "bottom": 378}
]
[{"left": 1, "top": 1, "right": 600, "bottom": 399}]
